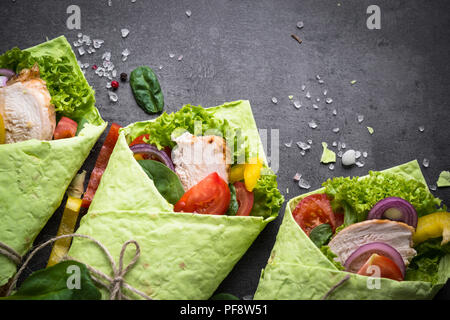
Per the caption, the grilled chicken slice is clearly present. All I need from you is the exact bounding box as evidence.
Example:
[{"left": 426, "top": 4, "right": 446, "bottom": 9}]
[
  {"left": 172, "top": 132, "right": 231, "bottom": 191},
  {"left": 329, "top": 220, "right": 416, "bottom": 267},
  {"left": 0, "top": 64, "right": 55, "bottom": 143}
]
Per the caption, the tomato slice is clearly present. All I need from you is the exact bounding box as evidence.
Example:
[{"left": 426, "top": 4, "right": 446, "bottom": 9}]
[
  {"left": 53, "top": 117, "right": 78, "bottom": 140},
  {"left": 129, "top": 134, "right": 150, "bottom": 147},
  {"left": 234, "top": 181, "right": 254, "bottom": 216},
  {"left": 357, "top": 253, "right": 404, "bottom": 281},
  {"left": 292, "top": 194, "right": 337, "bottom": 236},
  {"left": 81, "top": 123, "right": 122, "bottom": 208},
  {"left": 174, "top": 172, "right": 231, "bottom": 215}
]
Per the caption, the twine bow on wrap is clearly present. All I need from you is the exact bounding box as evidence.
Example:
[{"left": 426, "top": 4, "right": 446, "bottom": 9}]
[{"left": 1, "top": 234, "right": 152, "bottom": 300}]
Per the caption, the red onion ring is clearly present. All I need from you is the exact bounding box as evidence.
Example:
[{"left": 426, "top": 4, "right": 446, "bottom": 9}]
[
  {"left": 0, "top": 76, "right": 7, "bottom": 87},
  {"left": 129, "top": 143, "right": 175, "bottom": 171},
  {"left": 367, "top": 197, "right": 418, "bottom": 228},
  {"left": 344, "top": 242, "right": 406, "bottom": 277},
  {"left": 0, "top": 68, "right": 15, "bottom": 79}
]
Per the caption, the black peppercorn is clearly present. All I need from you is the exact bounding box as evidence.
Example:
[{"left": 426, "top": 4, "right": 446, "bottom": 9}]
[{"left": 120, "top": 72, "right": 128, "bottom": 82}]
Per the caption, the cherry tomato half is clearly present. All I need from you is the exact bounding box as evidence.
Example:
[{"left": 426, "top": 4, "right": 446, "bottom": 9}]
[
  {"left": 357, "top": 253, "right": 404, "bottom": 281},
  {"left": 234, "top": 181, "right": 254, "bottom": 216},
  {"left": 174, "top": 172, "right": 231, "bottom": 215}
]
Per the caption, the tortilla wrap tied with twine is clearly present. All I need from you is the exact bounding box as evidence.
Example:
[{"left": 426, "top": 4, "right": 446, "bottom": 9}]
[
  {"left": 68, "top": 100, "right": 283, "bottom": 299},
  {"left": 254, "top": 160, "right": 450, "bottom": 299},
  {"left": 0, "top": 36, "right": 106, "bottom": 287}
]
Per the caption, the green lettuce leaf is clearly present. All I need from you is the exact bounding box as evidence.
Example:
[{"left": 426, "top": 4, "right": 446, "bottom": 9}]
[
  {"left": 250, "top": 168, "right": 284, "bottom": 219},
  {"left": 320, "top": 245, "right": 345, "bottom": 270},
  {"left": 0, "top": 43, "right": 97, "bottom": 123},
  {"left": 323, "top": 171, "right": 442, "bottom": 225},
  {"left": 406, "top": 238, "right": 450, "bottom": 283}
]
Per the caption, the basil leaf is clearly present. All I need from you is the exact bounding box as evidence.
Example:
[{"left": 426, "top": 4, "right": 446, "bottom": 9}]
[
  {"left": 130, "top": 66, "right": 164, "bottom": 114},
  {"left": 137, "top": 159, "right": 184, "bottom": 204},
  {"left": 2, "top": 261, "right": 101, "bottom": 300},
  {"left": 226, "top": 183, "right": 239, "bottom": 216},
  {"left": 310, "top": 223, "right": 333, "bottom": 248}
]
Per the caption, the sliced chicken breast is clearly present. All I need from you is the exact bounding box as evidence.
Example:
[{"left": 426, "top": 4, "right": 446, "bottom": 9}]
[
  {"left": 172, "top": 132, "right": 231, "bottom": 191},
  {"left": 0, "top": 64, "right": 55, "bottom": 144},
  {"left": 328, "top": 219, "right": 416, "bottom": 267}
]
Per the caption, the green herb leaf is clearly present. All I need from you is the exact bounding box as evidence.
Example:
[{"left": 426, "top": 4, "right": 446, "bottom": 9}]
[
  {"left": 137, "top": 160, "right": 185, "bottom": 204},
  {"left": 2, "top": 261, "right": 101, "bottom": 300},
  {"left": 310, "top": 224, "right": 333, "bottom": 248},
  {"left": 130, "top": 66, "right": 164, "bottom": 114},
  {"left": 405, "top": 237, "right": 450, "bottom": 283},
  {"left": 227, "top": 183, "right": 239, "bottom": 216}
]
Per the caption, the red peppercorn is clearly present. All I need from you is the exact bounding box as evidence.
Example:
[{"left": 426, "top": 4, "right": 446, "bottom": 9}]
[
  {"left": 111, "top": 80, "right": 119, "bottom": 89},
  {"left": 92, "top": 65, "right": 98, "bottom": 70}
]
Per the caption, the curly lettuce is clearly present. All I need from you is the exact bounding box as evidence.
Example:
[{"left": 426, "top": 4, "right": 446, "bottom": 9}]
[
  {"left": 250, "top": 168, "right": 284, "bottom": 219},
  {"left": 323, "top": 171, "right": 442, "bottom": 226},
  {"left": 405, "top": 237, "right": 450, "bottom": 283},
  {"left": 0, "top": 46, "right": 95, "bottom": 121}
]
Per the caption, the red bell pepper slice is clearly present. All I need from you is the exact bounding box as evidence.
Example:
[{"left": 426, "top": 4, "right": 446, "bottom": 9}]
[
  {"left": 53, "top": 117, "right": 78, "bottom": 140},
  {"left": 81, "top": 123, "right": 122, "bottom": 208}
]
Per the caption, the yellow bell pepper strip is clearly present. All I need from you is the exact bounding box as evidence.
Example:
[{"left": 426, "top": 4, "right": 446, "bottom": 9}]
[
  {"left": 47, "top": 171, "right": 86, "bottom": 267},
  {"left": 133, "top": 153, "right": 145, "bottom": 161},
  {"left": 413, "top": 212, "right": 450, "bottom": 246},
  {"left": 230, "top": 164, "right": 245, "bottom": 183},
  {"left": 0, "top": 113, "right": 5, "bottom": 144},
  {"left": 244, "top": 157, "right": 263, "bottom": 192}
]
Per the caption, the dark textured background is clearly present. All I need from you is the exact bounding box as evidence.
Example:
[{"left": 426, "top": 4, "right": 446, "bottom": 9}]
[{"left": 1, "top": 0, "right": 449, "bottom": 299}]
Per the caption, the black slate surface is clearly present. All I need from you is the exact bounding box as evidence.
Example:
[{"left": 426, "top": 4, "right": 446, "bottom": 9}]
[{"left": 1, "top": 0, "right": 449, "bottom": 299}]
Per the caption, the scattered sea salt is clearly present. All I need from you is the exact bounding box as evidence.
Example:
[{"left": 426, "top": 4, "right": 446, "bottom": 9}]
[
  {"left": 185, "top": 10, "right": 192, "bottom": 17},
  {"left": 337, "top": 150, "right": 343, "bottom": 158},
  {"left": 332, "top": 109, "right": 337, "bottom": 116},
  {"left": 332, "top": 127, "right": 340, "bottom": 133},
  {"left": 159, "top": 65, "right": 163, "bottom": 70},
  {"left": 77, "top": 47, "right": 85, "bottom": 56},
  {"left": 325, "top": 97, "right": 333, "bottom": 104},
  {"left": 356, "top": 160, "right": 365, "bottom": 167},
  {"left": 300, "top": 150, "right": 306, "bottom": 156},
  {"left": 77, "top": 32, "right": 82, "bottom": 38},
  {"left": 323, "top": 89, "right": 328, "bottom": 96},
  {"left": 308, "top": 120, "right": 318, "bottom": 129},
  {"left": 328, "top": 164, "right": 335, "bottom": 170},
  {"left": 332, "top": 141, "right": 337, "bottom": 147},
  {"left": 429, "top": 185, "right": 437, "bottom": 191},
  {"left": 169, "top": 53, "right": 175, "bottom": 58},
  {"left": 316, "top": 98, "right": 320, "bottom": 102},
  {"left": 271, "top": 97, "right": 278, "bottom": 104},
  {"left": 293, "top": 100, "right": 301, "bottom": 109},
  {"left": 284, "top": 140, "right": 293, "bottom": 148},
  {"left": 362, "top": 151, "right": 368, "bottom": 158},
  {"left": 355, "top": 151, "right": 361, "bottom": 159},
  {"left": 357, "top": 114, "right": 364, "bottom": 123},
  {"left": 296, "top": 21, "right": 304, "bottom": 29},
  {"left": 122, "top": 48, "right": 130, "bottom": 57},
  {"left": 307, "top": 139, "right": 313, "bottom": 145},
  {"left": 296, "top": 141, "right": 311, "bottom": 151},
  {"left": 106, "top": 82, "right": 112, "bottom": 89},
  {"left": 108, "top": 91, "right": 118, "bottom": 102},
  {"left": 121, "top": 28, "right": 130, "bottom": 38},
  {"left": 178, "top": 55, "right": 183, "bottom": 61},
  {"left": 318, "top": 79, "right": 324, "bottom": 84},
  {"left": 298, "top": 178, "right": 311, "bottom": 189},
  {"left": 419, "top": 125, "right": 425, "bottom": 132},
  {"left": 305, "top": 91, "right": 311, "bottom": 99},
  {"left": 108, "top": 0, "right": 112, "bottom": 6},
  {"left": 73, "top": 41, "right": 81, "bottom": 47},
  {"left": 301, "top": 84, "right": 306, "bottom": 91},
  {"left": 102, "top": 51, "right": 111, "bottom": 61},
  {"left": 316, "top": 75, "right": 321, "bottom": 80},
  {"left": 93, "top": 39, "right": 104, "bottom": 49},
  {"left": 313, "top": 104, "right": 319, "bottom": 110},
  {"left": 341, "top": 142, "right": 346, "bottom": 149},
  {"left": 422, "top": 158, "right": 430, "bottom": 168},
  {"left": 293, "top": 172, "right": 301, "bottom": 181}
]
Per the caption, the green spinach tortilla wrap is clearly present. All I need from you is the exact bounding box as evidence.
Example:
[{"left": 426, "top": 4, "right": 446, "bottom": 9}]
[
  {"left": 254, "top": 160, "right": 450, "bottom": 299},
  {"left": 68, "top": 100, "right": 284, "bottom": 299},
  {"left": 0, "top": 36, "right": 106, "bottom": 287}
]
